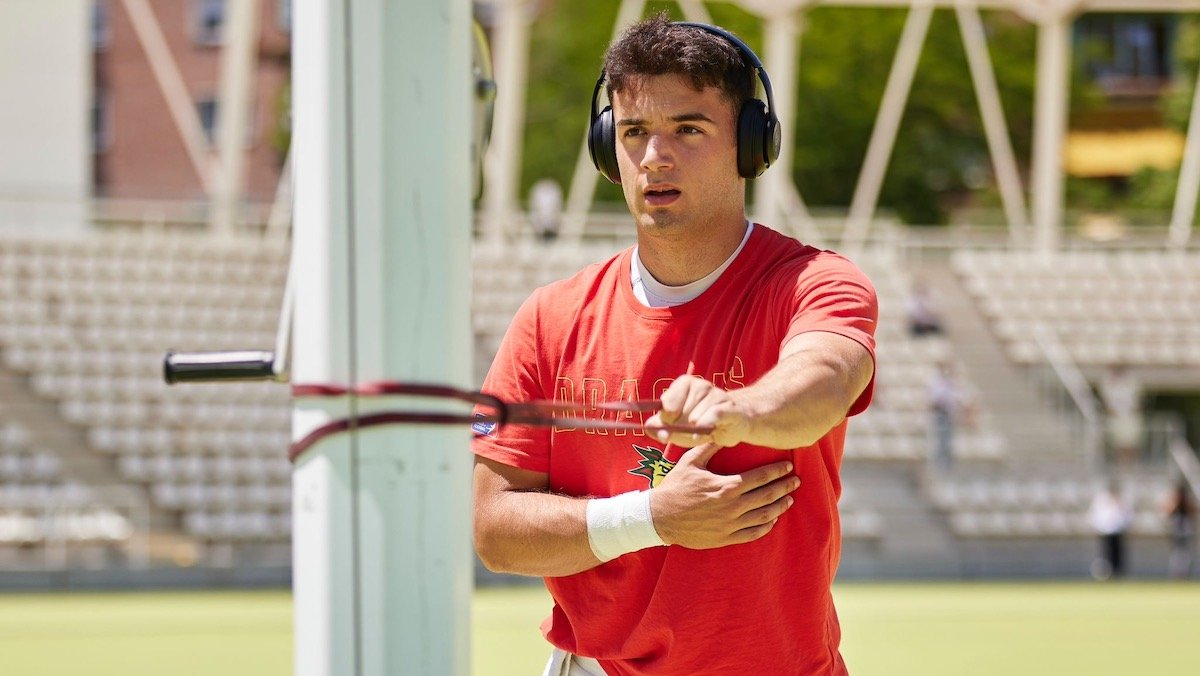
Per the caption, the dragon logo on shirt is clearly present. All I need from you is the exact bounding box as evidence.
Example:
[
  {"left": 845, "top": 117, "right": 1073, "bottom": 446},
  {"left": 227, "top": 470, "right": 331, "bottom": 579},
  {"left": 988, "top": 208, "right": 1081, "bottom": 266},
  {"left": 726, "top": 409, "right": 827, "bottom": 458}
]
[{"left": 628, "top": 444, "right": 675, "bottom": 487}]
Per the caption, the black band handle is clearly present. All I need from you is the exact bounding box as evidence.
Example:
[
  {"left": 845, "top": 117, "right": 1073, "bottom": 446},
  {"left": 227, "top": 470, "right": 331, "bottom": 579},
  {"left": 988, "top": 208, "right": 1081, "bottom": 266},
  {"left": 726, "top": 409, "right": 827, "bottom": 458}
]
[{"left": 164, "top": 350, "right": 278, "bottom": 384}]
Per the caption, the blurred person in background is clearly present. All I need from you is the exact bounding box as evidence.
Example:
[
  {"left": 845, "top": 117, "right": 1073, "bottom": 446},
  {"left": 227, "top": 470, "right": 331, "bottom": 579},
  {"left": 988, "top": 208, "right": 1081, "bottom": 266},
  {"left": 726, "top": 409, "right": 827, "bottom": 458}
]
[
  {"left": 529, "top": 177, "right": 564, "bottom": 242},
  {"left": 1099, "top": 364, "right": 1143, "bottom": 467},
  {"left": 1089, "top": 477, "right": 1133, "bottom": 580},
  {"left": 928, "top": 361, "right": 974, "bottom": 473},
  {"left": 905, "top": 278, "right": 943, "bottom": 338},
  {"left": 1161, "top": 479, "right": 1196, "bottom": 579}
]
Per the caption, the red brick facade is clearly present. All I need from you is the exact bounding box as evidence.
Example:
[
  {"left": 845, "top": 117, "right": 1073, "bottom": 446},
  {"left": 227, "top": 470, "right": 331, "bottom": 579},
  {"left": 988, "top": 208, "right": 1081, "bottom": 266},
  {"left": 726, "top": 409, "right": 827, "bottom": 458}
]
[{"left": 93, "top": 0, "right": 290, "bottom": 204}]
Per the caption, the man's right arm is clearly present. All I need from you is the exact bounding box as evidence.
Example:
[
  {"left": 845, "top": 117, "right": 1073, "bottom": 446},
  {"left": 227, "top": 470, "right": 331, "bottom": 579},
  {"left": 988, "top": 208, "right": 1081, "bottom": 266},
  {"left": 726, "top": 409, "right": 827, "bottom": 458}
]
[
  {"left": 472, "top": 457, "right": 602, "bottom": 577},
  {"left": 472, "top": 445, "right": 799, "bottom": 578}
]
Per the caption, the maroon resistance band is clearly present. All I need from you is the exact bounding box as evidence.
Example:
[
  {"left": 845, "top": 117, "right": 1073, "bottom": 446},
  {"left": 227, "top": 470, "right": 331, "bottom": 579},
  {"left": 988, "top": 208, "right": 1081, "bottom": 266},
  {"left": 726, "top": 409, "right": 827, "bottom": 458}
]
[{"left": 289, "top": 381, "right": 713, "bottom": 462}]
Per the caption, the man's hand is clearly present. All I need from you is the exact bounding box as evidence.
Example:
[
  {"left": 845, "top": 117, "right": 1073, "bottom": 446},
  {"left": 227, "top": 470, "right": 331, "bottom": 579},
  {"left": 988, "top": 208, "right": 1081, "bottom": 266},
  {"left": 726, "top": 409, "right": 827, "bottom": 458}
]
[
  {"left": 646, "top": 335, "right": 875, "bottom": 450},
  {"left": 646, "top": 375, "right": 752, "bottom": 448},
  {"left": 649, "top": 443, "right": 799, "bottom": 549}
]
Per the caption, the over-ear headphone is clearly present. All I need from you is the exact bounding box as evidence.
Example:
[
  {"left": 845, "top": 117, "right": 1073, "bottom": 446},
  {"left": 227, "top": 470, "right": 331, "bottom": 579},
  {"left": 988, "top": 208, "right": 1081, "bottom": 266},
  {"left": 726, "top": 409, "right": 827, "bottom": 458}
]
[{"left": 587, "top": 22, "right": 782, "bottom": 184}]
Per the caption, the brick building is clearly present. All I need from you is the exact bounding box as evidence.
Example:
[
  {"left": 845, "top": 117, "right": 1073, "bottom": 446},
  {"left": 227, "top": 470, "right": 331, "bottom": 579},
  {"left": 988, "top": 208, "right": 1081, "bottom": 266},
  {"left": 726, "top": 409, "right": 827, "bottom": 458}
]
[{"left": 91, "top": 0, "right": 291, "bottom": 206}]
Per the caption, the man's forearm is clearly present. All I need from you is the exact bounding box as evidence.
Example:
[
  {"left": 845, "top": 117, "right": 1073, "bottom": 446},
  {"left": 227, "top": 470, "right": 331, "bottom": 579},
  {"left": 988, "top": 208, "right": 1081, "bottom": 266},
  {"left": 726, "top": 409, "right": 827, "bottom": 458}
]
[
  {"left": 474, "top": 490, "right": 604, "bottom": 577},
  {"left": 651, "top": 332, "right": 875, "bottom": 450},
  {"left": 732, "top": 338, "right": 873, "bottom": 449}
]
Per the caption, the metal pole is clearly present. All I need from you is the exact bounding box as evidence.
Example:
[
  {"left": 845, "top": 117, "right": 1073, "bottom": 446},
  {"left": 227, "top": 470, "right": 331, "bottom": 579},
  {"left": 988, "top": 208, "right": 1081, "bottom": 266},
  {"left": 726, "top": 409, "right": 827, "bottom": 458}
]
[
  {"left": 291, "top": 0, "right": 473, "bottom": 674},
  {"left": 481, "top": 0, "right": 533, "bottom": 241},
  {"left": 1030, "top": 10, "right": 1071, "bottom": 254},
  {"left": 754, "top": 6, "right": 814, "bottom": 236},
  {"left": 677, "top": 0, "right": 714, "bottom": 23},
  {"left": 268, "top": 146, "right": 294, "bottom": 236},
  {"left": 954, "top": 0, "right": 1030, "bottom": 241},
  {"left": 844, "top": 1, "right": 934, "bottom": 250},
  {"left": 560, "top": 0, "right": 649, "bottom": 242},
  {"left": 211, "top": 0, "right": 261, "bottom": 235},
  {"left": 120, "top": 0, "right": 216, "bottom": 196},
  {"left": 1169, "top": 62, "right": 1200, "bottom": 247}
]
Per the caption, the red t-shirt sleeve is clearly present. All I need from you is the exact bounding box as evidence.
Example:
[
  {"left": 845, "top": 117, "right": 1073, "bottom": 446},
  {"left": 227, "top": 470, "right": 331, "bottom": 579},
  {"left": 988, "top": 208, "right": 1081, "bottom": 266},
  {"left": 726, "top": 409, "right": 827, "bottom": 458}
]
[
  {"left": 782, "top": 252, "right": 879, "bottom": 416},
  {"left": 471, "top": 288, "right": 553, "bottom": 473}
]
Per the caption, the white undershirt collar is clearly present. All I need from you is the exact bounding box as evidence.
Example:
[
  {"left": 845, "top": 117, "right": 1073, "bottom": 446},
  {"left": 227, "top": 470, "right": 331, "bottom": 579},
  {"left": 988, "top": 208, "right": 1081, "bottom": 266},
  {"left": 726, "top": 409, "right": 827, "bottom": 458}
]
[{"left": 631, "top": 222, "right": 754, "bottom": 308}]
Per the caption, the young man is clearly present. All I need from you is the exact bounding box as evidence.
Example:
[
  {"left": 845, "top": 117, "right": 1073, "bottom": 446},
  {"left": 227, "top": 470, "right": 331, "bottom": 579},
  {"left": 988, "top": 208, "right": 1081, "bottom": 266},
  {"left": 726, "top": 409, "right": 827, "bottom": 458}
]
[{"left": 473, "top": 15, "right": 877, "bottom": 675}]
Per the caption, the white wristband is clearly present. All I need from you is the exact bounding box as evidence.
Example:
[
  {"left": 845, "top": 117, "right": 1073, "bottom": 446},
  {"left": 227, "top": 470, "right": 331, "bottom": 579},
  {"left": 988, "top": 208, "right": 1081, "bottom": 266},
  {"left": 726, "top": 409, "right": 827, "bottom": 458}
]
[{"left": 586, "top": 490, "right": 666, "bottom": 562}]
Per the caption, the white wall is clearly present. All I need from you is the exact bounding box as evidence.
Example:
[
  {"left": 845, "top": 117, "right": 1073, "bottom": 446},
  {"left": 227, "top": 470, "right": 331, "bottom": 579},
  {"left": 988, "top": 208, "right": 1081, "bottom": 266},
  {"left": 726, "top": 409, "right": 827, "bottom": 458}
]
[{"left": 0, "top": 0, "right": 90, "bottom": 229}]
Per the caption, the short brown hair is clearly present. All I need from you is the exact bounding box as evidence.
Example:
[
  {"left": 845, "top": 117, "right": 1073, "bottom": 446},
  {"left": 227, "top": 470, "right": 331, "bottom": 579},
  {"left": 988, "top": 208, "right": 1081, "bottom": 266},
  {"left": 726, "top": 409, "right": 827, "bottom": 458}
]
[{"left": 602, "top": 12, "right": 755, "bottom": 110}]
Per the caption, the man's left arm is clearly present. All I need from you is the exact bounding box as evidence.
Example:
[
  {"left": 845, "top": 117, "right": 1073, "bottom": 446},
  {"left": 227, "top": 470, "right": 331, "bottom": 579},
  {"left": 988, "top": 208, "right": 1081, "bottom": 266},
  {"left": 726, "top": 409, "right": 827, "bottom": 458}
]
[{"left": 647, "top": 331, "right": 875, "bottom": 449}]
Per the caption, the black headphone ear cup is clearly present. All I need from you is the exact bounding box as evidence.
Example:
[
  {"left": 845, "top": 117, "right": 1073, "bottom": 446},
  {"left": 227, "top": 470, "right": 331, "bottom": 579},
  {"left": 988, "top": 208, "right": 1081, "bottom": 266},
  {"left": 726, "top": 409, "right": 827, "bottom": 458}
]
[
  {"left": 765, "top": 115, "right": 781, "bottom": 168},
  {"left": 737, "top": 99, "right": 769, "bottom": 178},
  {"left": 588, "top": 106, "right": 621, "bottom": 184}
]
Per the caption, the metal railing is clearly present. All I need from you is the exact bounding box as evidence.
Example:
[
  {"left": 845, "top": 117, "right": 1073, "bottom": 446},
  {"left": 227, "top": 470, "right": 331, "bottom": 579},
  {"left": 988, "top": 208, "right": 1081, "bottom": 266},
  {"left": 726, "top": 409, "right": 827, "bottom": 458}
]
[
  {"left": 0, "top": 194, "right": 287, "bottom": 238},
  {"left": 1155, "top": 413, "right": 1200, "bottom": 504},
  {"left": 1030, "top": 323, "right": 1105, "bottom": 473},
  {"left": 0, "top": 485, "right": 150, "bottom": 571}
]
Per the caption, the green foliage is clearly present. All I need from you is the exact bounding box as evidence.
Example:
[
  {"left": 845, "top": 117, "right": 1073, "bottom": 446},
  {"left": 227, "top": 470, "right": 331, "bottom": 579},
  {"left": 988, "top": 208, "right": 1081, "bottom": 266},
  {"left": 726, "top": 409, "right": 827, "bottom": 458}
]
[
  {"left": 1127, "top": 166, "right": 1185, "bottom": 212},
  {"left": 270, "top": 80, "right": 291, "bottom": 165},
  {"left": 791, "top": 8, "right": 1038, "bottom": 224},
  {"left": 1164, "top": 14, "right": 1200, "bottom": 132},
  {"left": 516, "top": 5, "right": 1199, "bottom": 225},
  {"left": 1064, "top": 14, "right": 1200, "bottom": 222},
  {"left": 1066, "top": 175, "right": 1120, "bottom": 212},
  {"left": 521, "top": 0, "right": 623, "bottom": 204},
  {"left": 1116, "top": 166, "right": 1198, "bottom": 226}
]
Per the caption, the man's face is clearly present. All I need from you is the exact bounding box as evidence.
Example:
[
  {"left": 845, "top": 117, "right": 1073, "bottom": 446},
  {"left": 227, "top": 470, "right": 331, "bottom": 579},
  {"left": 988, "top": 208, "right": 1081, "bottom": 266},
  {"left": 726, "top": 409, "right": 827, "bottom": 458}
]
[{"left": 611, "top": 74, "right": 744, "bottom": 235}]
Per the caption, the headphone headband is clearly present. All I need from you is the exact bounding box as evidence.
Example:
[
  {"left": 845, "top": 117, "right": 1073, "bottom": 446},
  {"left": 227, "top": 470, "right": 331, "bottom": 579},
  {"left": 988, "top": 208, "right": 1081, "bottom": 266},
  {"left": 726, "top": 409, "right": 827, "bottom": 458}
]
[
  {"left": 589, "top": 72, "right": 607, "bottom": 128},
  {"left": 673, "top": 22, "right": 778, "bottom": 122}
]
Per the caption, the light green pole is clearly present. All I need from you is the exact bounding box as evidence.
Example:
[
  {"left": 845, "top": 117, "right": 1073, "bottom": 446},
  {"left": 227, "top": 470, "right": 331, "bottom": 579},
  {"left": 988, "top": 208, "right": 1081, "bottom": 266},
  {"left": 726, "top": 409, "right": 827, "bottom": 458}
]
[{"left": 290, "top": 1, "right": 474, "bottom": 675}]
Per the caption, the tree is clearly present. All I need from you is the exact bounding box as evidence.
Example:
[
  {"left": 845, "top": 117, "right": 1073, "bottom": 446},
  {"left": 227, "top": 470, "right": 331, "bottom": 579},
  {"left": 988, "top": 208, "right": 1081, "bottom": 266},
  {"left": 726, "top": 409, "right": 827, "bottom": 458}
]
[
  {"left": 517, "top": 2, "right": 1042, "bottom": 225},
  {"left": 1118, "top": 14, "right": 1200, "bottom": 223},
  {"left": 790, "top": 7, "right": 1037, "bottom": 225}
]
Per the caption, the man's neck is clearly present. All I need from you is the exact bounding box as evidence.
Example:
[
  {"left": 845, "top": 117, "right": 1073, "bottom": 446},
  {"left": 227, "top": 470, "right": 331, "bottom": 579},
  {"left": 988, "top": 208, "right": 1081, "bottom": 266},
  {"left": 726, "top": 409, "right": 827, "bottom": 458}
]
[
  {"left": 636, "top": 216, "right": 750, "bottom": 287},
  {"left": 632, "top": 223, "right": 754, "bottom": 307}
]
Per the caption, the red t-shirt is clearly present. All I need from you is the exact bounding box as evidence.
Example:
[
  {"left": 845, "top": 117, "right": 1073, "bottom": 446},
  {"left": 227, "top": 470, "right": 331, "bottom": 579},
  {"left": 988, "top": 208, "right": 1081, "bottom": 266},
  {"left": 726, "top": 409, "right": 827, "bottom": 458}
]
[{"left": 473, "top": 225, "right": 878, "bottom": 675}]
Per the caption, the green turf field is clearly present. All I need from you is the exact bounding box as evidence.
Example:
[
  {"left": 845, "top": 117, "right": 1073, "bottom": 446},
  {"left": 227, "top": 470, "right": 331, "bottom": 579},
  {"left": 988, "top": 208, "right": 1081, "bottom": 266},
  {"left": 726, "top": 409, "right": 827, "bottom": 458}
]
[{"left": 0, "top": 582, "right": 1197, "bottom": 675}]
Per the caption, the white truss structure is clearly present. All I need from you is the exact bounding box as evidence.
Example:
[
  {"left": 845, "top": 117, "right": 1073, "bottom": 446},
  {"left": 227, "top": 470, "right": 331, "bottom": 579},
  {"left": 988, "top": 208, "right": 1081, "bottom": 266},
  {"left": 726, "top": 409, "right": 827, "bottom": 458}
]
[
  {"left": 119, "top": 0, "right": 263, "bottom": 234},
  {"left": 479, "top": 0, "right": 1200, "bottom": 250}
]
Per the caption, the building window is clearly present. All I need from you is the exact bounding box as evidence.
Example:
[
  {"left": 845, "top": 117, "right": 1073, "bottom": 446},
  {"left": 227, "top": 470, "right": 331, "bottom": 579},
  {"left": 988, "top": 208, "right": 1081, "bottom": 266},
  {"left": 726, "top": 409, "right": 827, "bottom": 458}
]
[
  {"left": 278, "top": 0, "right": 291, "bottom": 33},
  {"left": 1077, "top": 14, "right": 1175, "bottom": 96},
  {"left": 92, "top": 94, "right": 113, "bottom": 154},
  {"left": 193, "top": 0, "right": 225, "bottom": 46},
  {"left": 92, "top": 1, "right": 110, "bottom": 50},
  {"left": 196, "top": 97, "right": 258, "bottom": 147},
  {"left": 1112, "top": 19, "right": 1168, "bottom": 79},
  {"left": 197, "top": 97, "right": 219, "bottom": 145}
]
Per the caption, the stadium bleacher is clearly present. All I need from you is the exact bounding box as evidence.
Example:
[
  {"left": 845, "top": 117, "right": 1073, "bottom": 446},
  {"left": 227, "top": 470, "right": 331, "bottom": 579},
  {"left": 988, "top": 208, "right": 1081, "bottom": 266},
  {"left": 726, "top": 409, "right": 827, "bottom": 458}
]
[
  {"left": 930, "top": 475, "right": 1170, "bottom": 538},
  {"left": 0, "top": 226, "right": 1192, "bottom": 577},
  {"left": 0, "top": 230, "right": 292, "bottom": 566},
  {"left": 850, "top": 254, "right": 1007, "bottom": 466},
  {"left": 952, "top": 249, "right": 1200, "bottom": 367}
]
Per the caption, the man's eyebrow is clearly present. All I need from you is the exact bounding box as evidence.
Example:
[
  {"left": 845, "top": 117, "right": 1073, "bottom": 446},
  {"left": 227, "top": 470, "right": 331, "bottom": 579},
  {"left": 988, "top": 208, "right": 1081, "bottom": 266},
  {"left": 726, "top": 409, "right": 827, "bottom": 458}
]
[{"left": 615, "top": 112, "right": 716, "bottom": 127}]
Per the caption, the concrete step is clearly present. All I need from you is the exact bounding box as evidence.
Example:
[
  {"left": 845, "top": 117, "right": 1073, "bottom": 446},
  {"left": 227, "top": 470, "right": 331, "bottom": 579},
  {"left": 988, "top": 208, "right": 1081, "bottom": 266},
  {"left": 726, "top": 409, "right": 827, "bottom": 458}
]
[
  {"left": 0, "top": 357, "right": 162, "bottom": 527},
  {"left": 843, "top": 464, "right": 960, "bottom": 574},
  {"left": 919, "top": 258, "right": 1084, "bottom": 467}
]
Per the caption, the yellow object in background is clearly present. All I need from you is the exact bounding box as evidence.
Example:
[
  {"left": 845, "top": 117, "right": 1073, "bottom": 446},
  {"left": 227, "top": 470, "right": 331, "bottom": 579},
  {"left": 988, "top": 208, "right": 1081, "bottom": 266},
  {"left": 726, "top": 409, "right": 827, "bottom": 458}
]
[{"left": 1066, "top": 128, "right": 1186, "bottom": 177}]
